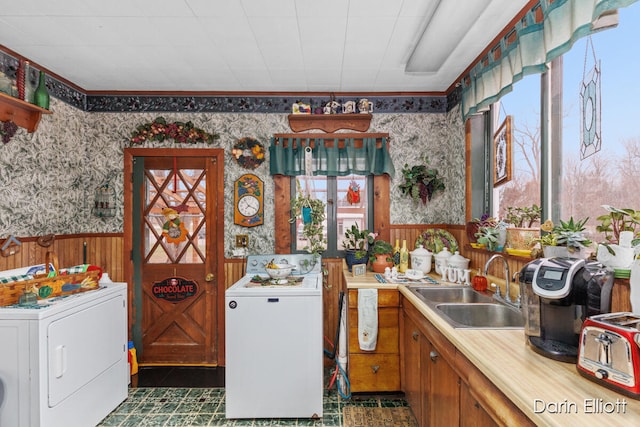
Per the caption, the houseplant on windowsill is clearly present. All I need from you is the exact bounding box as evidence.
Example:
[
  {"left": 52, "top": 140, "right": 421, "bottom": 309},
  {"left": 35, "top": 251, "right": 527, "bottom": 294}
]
[
  {"left": 475, "top": 226, "right": 501, "bottom": 252},
  {"left": 504, "top": 204, "right": 541, "bottom": 252},
  {"left": 398, "top": 157, "right": 445, "bottom": 205},
  {"left": 342, "top": 224, "right": 377, "bottom": 272},
  {"left": 466, "top": 214, "right": 497, "bottom": 246},
  {"left": 369, "top": 239, "right": 394, "bottom": 273},
  {"left": 537, "top": 217, "right": 593, "bottom": 259},
  {"left": 595, "top": 205, "right": 640, "bottom": 270}
]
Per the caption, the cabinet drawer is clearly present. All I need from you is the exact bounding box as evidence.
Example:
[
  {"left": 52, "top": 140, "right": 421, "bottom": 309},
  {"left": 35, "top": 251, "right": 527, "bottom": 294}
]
[
  {"left": 349, "top": 353, "right": 400, "bottom": 392},
  {"left": 348, "top": 307, "right": 399, "bottom": 354},
  {"left": 348, "top": 289, "right": 399, "bottom": 308}
]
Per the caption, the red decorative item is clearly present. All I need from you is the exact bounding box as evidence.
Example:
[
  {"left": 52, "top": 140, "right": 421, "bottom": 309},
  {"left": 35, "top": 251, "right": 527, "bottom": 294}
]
[
  {"left": 16, "top": 60, "right": 25, "bottom": 100},
  {"left": 472, "top": 271, "right": 488, "bottom": 292},
  {"left": 346, "top": 180, "right": 360, "bottom": 205}
]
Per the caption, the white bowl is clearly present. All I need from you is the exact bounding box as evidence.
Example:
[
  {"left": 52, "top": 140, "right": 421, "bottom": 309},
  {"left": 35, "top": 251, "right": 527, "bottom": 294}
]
[{"left": 266, "top": 264, "right": 296, "bottom": 279}]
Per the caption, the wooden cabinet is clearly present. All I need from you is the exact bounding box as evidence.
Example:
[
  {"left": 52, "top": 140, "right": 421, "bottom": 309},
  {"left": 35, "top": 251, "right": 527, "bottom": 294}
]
[
  {"left": 348, "top": 289, "right": 400, "bottom": 392},
  {"left": 401, "top": 299, "right": 459, "bottom": 427},
  {"left": 460, "top": 382, "right": 499, "bottom": 427},
  {"left": 400, "top": 310, "right": 423, "bottom": 423},
  {"left": 401, "top": 295, "right": 535, "bottom": 427}
]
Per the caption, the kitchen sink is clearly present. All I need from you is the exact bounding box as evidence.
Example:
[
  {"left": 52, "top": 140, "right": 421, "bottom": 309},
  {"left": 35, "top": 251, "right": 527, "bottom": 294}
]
[
  {"left": 409, "top": 286, "right": 494, "bottom": 304},
  {"left": 407, "top": 285, "right": 524, "bottom": 329},
  {"left": 436, "top": 303, "right": 524, "bottom": 329}
]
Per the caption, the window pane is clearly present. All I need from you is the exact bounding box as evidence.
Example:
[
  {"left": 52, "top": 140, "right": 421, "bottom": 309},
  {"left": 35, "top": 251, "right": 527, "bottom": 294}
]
[
  {"left": 294, "top": 176, "right": 327, "bottom": 253},
  {"left": 336, "top": 176, "right": 368, "bottom": 250},
  {"left": 292, "top": 175, "right": 370, "bottom": 255},
  {"left": 561, "top": 5, "right": 640, "bottom": 246},
  {"left": 494, "top": 75, "right": 541, "bottom": 220}
]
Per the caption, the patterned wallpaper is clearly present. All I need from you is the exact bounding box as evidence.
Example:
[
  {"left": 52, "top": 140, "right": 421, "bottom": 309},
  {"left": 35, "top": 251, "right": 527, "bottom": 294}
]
[{"left": 0, "top": 98, "right": 465, "bottom": 256}]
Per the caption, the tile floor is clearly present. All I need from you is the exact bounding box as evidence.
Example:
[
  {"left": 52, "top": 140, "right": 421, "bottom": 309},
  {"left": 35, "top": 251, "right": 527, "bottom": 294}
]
[{"left": 96, "top": 367, "right": 409, "bottom": 427}]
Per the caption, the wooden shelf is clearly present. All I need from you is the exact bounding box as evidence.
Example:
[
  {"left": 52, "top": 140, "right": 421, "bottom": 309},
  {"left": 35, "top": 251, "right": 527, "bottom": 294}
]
[
  {"left": 0, "top": 92, "right": 52, "bottom": 133},
  {"left": 287, "top": 113, "right": 372, "bottom": 132}
]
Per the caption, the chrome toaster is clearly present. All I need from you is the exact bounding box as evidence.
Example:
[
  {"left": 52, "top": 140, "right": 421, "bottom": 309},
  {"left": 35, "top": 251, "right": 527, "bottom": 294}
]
[{"left": 577, "top": 312, "right": 640, "bottom": 399}]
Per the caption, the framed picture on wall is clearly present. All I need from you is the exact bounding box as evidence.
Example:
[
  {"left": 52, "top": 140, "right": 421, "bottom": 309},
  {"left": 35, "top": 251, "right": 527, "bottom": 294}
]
[{"left": 493, "top": 115, "right": 512, "bottom": 187}]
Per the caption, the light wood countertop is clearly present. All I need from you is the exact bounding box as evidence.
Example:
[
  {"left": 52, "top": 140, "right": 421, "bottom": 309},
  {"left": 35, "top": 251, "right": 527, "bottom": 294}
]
[{"left": 345, "top": 270, "right": 640, "bottom": 426}]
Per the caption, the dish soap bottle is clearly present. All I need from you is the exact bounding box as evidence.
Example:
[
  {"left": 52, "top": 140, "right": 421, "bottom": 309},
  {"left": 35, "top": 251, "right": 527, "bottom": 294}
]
[
  {"left": 399, "top": 240, "right": 409, "bottom": 273},
  {"left": 393, "top": 239, "right": 401, "bottom": 268}
]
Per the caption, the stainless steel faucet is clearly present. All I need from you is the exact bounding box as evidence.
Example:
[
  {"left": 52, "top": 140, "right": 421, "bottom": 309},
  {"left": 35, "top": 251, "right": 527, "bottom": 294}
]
[{"left": 483, "top": 254, "right": 520, "bottom": 309}]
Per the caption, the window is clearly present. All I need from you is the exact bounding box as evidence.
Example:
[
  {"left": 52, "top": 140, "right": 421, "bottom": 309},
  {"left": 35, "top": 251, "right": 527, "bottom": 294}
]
[
  {"left": 291, "top": 175, "right": 373, "bottom": 257},
  {"left": 471, "top": 3, "right": 640, "bottom": 252},
  {"left": 493, "top": 74, "right": 542, "bottom": 220},
  {"left": 559, "top": 4, "right": 640, "bottom": 243}
]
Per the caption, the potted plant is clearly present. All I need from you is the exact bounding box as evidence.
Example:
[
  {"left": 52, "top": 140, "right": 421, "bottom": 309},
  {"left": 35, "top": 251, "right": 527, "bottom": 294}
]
[
  {"left": 466, "top": 214, "right": 497, "bottom": 245},
  {"left": 398, "top": 157, "right": 445, "bottom": 205},
  {"left": 504, "top": 204, "right": 541, "bottom": 251},
  {"left": 538, "top": 217, "right": 592, "bottom": 258},
  {"left": 475, "top": 226, "right": 501, "bottom": 252},
  {"left": 369, "top": 239, "right": 394, "bottom": 273},
  {"left": 595, "top": 205, "right": 640, "bottom": 270},
  {"left": 342, "top": 223, "right": 377, "bottom": 271},
  {"left": 596, "top": 205, "right": 640, "bottom": 252},
  {"left": 290, "top": 182, "right": 326, "bottom": 261}
]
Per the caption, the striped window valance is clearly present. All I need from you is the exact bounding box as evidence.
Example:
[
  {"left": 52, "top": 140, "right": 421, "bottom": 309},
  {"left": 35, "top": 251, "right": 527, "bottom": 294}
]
[
  {"left": 461, "top": 0, "right": 639, "bottom": 120},
  {"left": 269, "top": 133, "right": 395, "bottom": 177}
]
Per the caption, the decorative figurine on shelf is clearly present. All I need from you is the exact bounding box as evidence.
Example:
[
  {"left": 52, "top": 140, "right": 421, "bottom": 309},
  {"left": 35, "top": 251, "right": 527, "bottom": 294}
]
[
  {"left": 342, "top": 101, "right": 356, "bottom": 114},
  {"left": 358, "top": 98, "right": 373, "bottom": 113}
]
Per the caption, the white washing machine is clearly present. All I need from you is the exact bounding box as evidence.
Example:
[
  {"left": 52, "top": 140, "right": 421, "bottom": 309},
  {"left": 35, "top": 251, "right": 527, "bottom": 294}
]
[
  {"left": 225, "top": 254, "right": 323, "bottom": 419},
  {"left": 0, "top": 282, "right": 128, "bottom": 427}
]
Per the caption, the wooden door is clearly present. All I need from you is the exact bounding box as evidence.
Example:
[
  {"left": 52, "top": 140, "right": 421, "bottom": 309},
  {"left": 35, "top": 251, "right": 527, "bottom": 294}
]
[{"left": 124, "top": 148, "right": 224, "bottom": 366}]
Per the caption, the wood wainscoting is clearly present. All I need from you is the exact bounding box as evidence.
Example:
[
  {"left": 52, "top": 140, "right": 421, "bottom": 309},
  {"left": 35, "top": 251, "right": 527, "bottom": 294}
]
[
  {"left": 2, "top": 231, "right": 630, "bottom": 361},
  {"left": 0, "top": 233, "right": 124, "bottom": 281}
]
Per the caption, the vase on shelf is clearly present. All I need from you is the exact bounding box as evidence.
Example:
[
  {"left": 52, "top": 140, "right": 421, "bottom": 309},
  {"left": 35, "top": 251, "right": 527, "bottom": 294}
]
[
  {"left": 24, "top": 61, "right": 36, "bottom": 104},
  {"left": 33, "top": 70, "right": 49, "bottom": 110},
  {"left": 371, "top": 253, "right": 393, "bottom": 273}
]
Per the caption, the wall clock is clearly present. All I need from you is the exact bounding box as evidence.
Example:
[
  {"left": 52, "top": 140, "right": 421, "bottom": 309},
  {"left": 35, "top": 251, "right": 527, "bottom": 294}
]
[{"left": 234, "top": 174, "right": 264, "bottom": 227}]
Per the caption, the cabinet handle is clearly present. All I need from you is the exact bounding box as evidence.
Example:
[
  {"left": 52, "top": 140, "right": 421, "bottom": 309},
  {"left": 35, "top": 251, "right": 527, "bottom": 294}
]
[
  {"left": 430, "top": 350, "right": 438, "bottom": 362},
  {"left": 412, "top": 331, "right": 419, "bottom": 341},
  {"left": 371, "top": 365, "right": 380, "bottom": 374}
]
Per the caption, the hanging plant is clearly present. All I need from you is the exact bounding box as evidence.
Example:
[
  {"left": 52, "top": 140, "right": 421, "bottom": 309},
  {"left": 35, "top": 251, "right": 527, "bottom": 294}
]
[
  {"left": 289, "top": 180, "right": 326, "bottom": 257},
  {"left": 129, "top": 116, "right": 218, "bottom": 145},
  {"left": 1, "top": 120, "right": 18, "bottom": 144},
  {"left": 398, "top": 157, "right": 445, "bottom": 204}
]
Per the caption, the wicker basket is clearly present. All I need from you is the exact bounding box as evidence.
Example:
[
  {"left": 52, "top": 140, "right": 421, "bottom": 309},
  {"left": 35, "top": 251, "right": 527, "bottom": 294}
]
[{"left": 0, "top": 252, "right": 102, "bottom": 307}]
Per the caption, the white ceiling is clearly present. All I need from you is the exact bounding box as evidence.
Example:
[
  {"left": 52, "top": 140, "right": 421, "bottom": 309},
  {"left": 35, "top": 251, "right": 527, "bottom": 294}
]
[{"left": 0, "top": 0, "right": 529, "bottom": 93}]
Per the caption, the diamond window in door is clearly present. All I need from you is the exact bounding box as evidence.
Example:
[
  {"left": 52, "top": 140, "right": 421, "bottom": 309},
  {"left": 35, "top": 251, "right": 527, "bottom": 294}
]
[{"left": 144, "top": 168, "right": 206, "bottom": 264}]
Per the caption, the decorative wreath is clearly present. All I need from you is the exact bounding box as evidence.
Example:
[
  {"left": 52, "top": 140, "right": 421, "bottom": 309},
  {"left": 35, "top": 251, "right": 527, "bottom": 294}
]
[
  {"left": 129, "top": 116, "right": 218, "bottom": 145},
  {"left": 232, "top": 137, "right": 265, "bottom": 169}
]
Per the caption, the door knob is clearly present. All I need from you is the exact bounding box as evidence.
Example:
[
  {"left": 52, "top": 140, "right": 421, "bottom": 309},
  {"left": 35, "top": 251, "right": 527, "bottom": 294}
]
[{"left": 205, "top": 273, "right": 215, "bottom": 282}]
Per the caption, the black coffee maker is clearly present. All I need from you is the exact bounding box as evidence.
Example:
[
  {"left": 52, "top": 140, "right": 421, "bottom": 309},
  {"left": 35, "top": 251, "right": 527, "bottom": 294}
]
[{"left": 519, "top": 258, "right": 614, "bottom": 363}]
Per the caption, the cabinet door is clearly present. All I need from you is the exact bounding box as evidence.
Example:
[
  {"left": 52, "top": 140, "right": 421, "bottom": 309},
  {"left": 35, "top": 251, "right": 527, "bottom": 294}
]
[
  {"left": 401, "top": 311, "right": 422, "bottom": 424},
  {"left": 460, "top": 381, "right": 499, "bottom": 427},
  {"left": 425, "top": 340, "right": 460, "bottom": 427}
]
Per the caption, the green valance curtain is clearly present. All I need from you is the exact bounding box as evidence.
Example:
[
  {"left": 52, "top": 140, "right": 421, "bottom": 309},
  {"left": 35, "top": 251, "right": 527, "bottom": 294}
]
[
  {"left": 269, "top": 135, "right": 395, "bottom": 177},
  {"left": 461, "top": 0, "right": 639, "bottom": 120}
]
